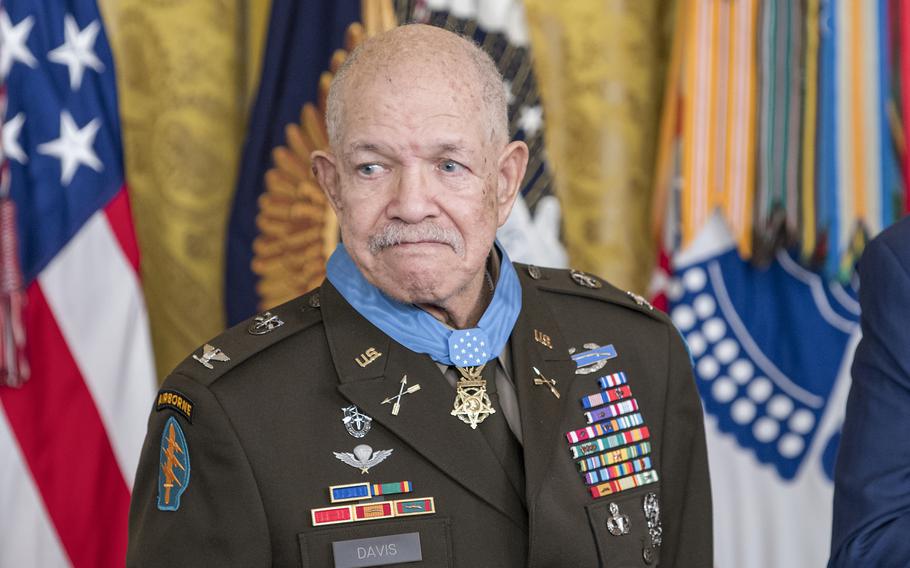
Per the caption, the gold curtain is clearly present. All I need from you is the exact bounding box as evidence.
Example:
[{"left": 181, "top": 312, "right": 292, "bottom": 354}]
[
  {"left": 99, "top": 0, "right": 272, "bottom": 380},
  {"left": 524, "top": 0, "right": 677, "bottom": 293}
]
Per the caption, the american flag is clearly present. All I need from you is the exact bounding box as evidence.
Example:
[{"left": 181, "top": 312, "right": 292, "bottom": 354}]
[{"left": 0, "top": 0, "right": 155, "bottom": 566}]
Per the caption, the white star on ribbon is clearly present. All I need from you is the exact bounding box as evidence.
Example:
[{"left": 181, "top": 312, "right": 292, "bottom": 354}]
[
  {"left": 0, "top": 10, "right": 37, "bottom": 80},
  {"left": 37, "top": 111, "right": 103, "bottom": 186},
  {"left": 517, "top": 105, "right": 543, "bottom": 137},
  {"left": 48, "top": 15, "right": 105, "bottom": 90},
  {"left": 2, "top": 112, "right": 27, "bottom": 164}
]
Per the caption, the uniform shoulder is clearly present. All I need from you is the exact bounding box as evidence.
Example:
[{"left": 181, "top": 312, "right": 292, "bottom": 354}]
[
  {"left": 167, "top": 287, "right": 325, "bottom": 387},
  {"left": 515, "top": 262, "right": 672, "bottom": 327}
]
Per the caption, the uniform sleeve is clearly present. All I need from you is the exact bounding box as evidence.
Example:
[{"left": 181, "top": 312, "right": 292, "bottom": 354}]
[
  {"left": 658, "top": 324, "right": 713, "bottom": 567},
  {"left": 829, "top": 237, "right": 910, "bottom": 567},
  {"left": 127, "top": 373, "right": 271, "bottom": 567}
]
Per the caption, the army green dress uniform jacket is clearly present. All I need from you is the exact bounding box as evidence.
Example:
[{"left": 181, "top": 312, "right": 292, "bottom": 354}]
[{"left": 128, "top": 266, "right": 712, "bottom": 567}]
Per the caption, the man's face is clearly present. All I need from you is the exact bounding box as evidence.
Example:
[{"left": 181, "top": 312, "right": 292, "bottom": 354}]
[{"left": 315, "top": 66, "right": 523, "bottom": 308}]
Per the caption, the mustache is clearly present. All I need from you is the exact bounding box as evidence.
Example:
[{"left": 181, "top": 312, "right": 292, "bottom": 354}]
[{"left": 367, "top": 222, "right": 464, "bottom": 255}]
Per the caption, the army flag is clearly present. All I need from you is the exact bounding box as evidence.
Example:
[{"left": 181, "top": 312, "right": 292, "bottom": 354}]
[{"left": 0, "top": 0, "right": 156, "bottom": 566}]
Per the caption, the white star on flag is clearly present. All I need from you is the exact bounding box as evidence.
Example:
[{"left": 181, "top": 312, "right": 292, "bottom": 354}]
[
  {"left": 0, "top": 10, "right": 38, "bottom": 80},
  {"left": 48, "top": 15, "right": 105, "bottom": 90},
  {"left": 2, "top": 112, "right": 28, "bottom": 164},
  {"left": 37, "top": 111, "right": 103, "bottom": 186},
  {"left": 517, "top": 104, "right": 543, "bottom": 137}
]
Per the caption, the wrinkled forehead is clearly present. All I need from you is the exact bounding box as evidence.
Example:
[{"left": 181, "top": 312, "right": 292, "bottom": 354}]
[{"left": 339, "top": 62, "right": 490, "bottom": 147}]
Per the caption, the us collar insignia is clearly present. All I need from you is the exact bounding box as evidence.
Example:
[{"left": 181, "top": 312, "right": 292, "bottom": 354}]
[
  {"left": 156, "top": 390, "right": 195, "bottom": 423},
  {"left": 570, "top": 269, "right": 602, "bottom": 289},
  {"left": 534, "top": 329, "right": 553, "bottom": 349},
  {"left": 248, "top": 311, "right": 284, "bottom": 335},
  {"left": 451, "top": 365, "right": 495, "bottom": 429},
  {"left": 381, "top": 375, "right": 421, "bottom": 416},
  {"left": 157, "top": 416, "right": 190, "bottom": 511},
  {"left": 333, "top": 444, "right": 393, "bottom": 474},
  {"left": 355, "top": 347, "right": 382, "bottom": 368},
  {"left": 569, "top": 343, "right": 617, "bottom": 375},
  {"left": 192, "top": 343, "right": 230, "bottom": 369},
  {"left": 342, "top": 405, "right": 372, "bottom": 438}
]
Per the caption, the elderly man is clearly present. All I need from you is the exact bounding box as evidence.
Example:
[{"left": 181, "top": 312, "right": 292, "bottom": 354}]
[{"left": 128, "top": 25, "right": 711, "bottom": 567}]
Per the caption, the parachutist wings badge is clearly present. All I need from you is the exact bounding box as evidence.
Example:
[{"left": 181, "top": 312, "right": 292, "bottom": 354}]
[{"left": 334, "top": 444, "right": 393, "bottom": 474}]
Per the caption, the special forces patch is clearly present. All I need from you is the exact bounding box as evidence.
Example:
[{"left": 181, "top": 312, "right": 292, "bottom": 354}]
[{"left": 158, "top": 416, "right": 190, "bottom": 511}]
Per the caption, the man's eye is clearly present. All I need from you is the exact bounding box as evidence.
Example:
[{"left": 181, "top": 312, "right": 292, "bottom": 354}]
[
  {"left": 357, "top": 163, "right": 383, "bottom": 176},
  {"left": 438, "top": 160, "right": 465, "bottom": 174}
]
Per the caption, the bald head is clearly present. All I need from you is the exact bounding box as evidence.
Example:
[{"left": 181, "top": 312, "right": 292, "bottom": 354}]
[{"left": 326, "top": 24, "right": 508, "bottom": 151}]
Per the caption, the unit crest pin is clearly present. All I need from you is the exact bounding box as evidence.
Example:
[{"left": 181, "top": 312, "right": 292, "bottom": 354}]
[
  {"left": 341, "top": 405, "right": 372, "bottom": 438},
  {"left": 248, "top": 311, "right": 284, "bottom": 335}
]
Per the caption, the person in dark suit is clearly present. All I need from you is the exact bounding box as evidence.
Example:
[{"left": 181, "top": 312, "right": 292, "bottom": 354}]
[
  {"left": 830, "top": 215, "right": 910, "bottom": 567},
  {"left": 128, "top": 24, "right": 712, "bottom": 567}
]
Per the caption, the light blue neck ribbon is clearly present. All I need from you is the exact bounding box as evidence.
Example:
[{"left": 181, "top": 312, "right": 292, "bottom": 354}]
[{"left": 326, "top": 241, "right": 522, "bottom": 366}]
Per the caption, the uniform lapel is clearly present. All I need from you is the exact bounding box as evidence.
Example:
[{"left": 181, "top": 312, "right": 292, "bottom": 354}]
[
  {"left": 321, "top": 281, "right": 527, "bottom": 528},
  {"left": 508, "top": 272, "right": 579, "bottom": 506}
]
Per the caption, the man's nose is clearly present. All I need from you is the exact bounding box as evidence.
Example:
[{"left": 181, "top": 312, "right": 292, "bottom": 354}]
[{"left": 386, "top": 165, "right": 441, "bottom": 223}]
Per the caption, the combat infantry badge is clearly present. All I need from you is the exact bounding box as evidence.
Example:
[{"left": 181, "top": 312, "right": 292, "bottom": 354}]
[{"left": 342, "top": 405, "right": 372, "bottom": 438}]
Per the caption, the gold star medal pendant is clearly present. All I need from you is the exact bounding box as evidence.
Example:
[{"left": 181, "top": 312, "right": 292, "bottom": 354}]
[{"left": 451, "top": 364, "right": 496, "bottom": 429}]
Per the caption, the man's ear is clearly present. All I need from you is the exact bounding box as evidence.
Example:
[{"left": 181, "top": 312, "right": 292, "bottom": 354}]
[
  {"left": 311, "top": 150, "right": 343, "bottom": 214},
  {"left": 495, "top": 140, "right": 529, "bottom": 227}
]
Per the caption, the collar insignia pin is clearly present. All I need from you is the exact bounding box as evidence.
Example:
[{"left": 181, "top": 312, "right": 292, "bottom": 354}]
[
  {"left": 333, "top": 444, "right": 393, "bottom": 474},
  {"left": 342, "top": 405, "right": 372, "bottom": 438},
  {"left": 534, "top": 329, "right": 553, "bottom": 349},
  {"left": 381, "top": 375, "right": 421, "bottom": 416},
  {"left": 528, "top": 265, "right": 542, "bottom": 280},
  {"left": 248, "top": 311, "right": 284, "bottom": 335},
  {"left": 192, "top": 344, "right": 230, "bottom": 369},
  {"left": 355, "top": 347, "right": 382, "bottom": 368},
  {"left": 532, "top": 366, "right": 560, "bottom": 398},
  {"left": 606, "top": 502, "right": 631, "bottom": 536}
]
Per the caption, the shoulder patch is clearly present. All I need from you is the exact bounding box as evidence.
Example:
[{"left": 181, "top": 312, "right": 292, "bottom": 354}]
[
  {"left": 158, "top": 416, "right": 190, "bottom": 511},
  {"left": 172, "top": 288, "right": 325, "bottom": 387},
  {"left": 156, "top": 390, "right": 195, "bottom": 423}
]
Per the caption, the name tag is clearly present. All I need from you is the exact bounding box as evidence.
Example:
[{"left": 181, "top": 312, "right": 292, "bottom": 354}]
[{"left": 332, "top": 532, "right": 422, "bottom": 568}]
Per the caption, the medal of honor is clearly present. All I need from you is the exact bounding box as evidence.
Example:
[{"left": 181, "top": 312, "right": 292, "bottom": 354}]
[{"left": 451, "top": 365, "right": 496, "bottom": 429}]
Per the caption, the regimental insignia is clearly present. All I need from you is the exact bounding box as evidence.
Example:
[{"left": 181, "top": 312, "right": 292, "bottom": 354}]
[
  {"left": 570, "top": 269, "right": 602, "bottom": 289},
  {"left": 451, "top": 366, "right": 496, "bottom": 429},
  {"left": 192, "top": 343, "right": 230, "bottom": 369},
  {"left": 606, "top": 502, "right": 631, "bottom": 536},
  {"left": 533, "top": 329, "right": 553, "bottom": 349},
  {"left": 570, "top": 343, "right": 618, "bottom": 375},
  {"left": 626, "top": 290, "right": 654, "bottom": 311},
  {"left": 156, "top": 390, "right": 195, "bottom": 423},
  {"left": 333, "top": 444, "right": 393, "bottom": 474},
  {"left": 354, "top": 347, "right": 382, "bottom": 368},
  {"left": 381, "top": 375, "right": 421, "bottom": 416},
  {"left": 643, "top": 492, "right": 662, "bottom": 564},
  {"left": 248, "top": 311, "right": 284, "bottom": 335},
  {"left": 342, "top": 405, "right": 372, "bottom": 438},
  {"left": 157, "top": 416, "right": 190, "bottom": 511}
]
